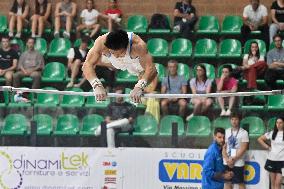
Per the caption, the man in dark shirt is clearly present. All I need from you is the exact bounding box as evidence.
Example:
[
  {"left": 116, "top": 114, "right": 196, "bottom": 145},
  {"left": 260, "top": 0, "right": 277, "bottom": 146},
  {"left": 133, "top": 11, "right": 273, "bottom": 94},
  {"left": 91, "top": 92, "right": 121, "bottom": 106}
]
[
  {"left": 95, "top": 86, "right": 136, "bottom": 147},
  {"left": 0, "top": 36, "right": 18, "bottom": 86},
  {"left": 173, "top": 0, "right": 197, "bottom": 38}
]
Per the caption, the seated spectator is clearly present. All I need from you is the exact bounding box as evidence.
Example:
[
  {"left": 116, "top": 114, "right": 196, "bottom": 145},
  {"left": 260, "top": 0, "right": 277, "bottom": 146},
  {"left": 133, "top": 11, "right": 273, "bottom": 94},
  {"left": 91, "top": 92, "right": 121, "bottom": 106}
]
[
  {"left": 216, "top": 65, "right": 238, "bottom": 116},
  {"left": 241, "top": 0, "right": 269, "bottom": 45},
  {"left": 8, "top": 0, "right": 29, "bottom": 38},
  {"left": 76, "top": 0, "right": 109, "bottom": 38},
  {"left": 173, "top": 0, "right": 197, "bottom": 38},
  {"left": 13, "top": 37, "right": 44, "bottom": 89},
  {"left": 104, "top": 0, "right": 122, "bottom": 31},
  {"left": 0, "top": 36, "right": 18, "bottom": 86},
  {"left": 95, "top": 86, "right": 136, "bottom": 148},
  {"left": 66, "top": 37, "right": 89, "bottom": 88},
  {"left": 265, "top": 34, "right": 284, "bottom": 89},
  {"left": 31, "top": 0, "right": 52, "bottom": 38},
  {"left": 54, "top": 0, "right": 77, "bottom": 38},
  {"left": 142, "top": 75, "right": 160, "bottom": 122},
  {"left": 161, "top": 60, "right": 187, "bottom": 118},
  {"left": 187, "top": 64, "right": 213, "bottom": 120},
  {"left": 239, "top": 41, "right": 267, "bottom": 90},
  {"left": 270, "top": 0, "right": 284, "bottom": 44}
]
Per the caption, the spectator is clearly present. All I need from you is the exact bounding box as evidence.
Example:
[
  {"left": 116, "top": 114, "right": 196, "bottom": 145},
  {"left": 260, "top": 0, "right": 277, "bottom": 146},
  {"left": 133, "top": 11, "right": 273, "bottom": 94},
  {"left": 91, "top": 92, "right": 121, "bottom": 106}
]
[
  {"left": 54, "top": 0, "right": 77, "bottom": 38},
  {"left": 173, "top": 0, "right": 197, "bottom": 38},
  {"left": 239, "top": 41, "right": 267, "bottom": 90},
  {"left": 142, "top": 75, "right": 160, "bottom": 122},
  {"left": 31, "top": 0, "right": 52, "bottom": 38},
  {"left": 202, "top": 127, "right": 233, "bottom": 189},
  {"left": 161, "top": 60, "right": 187, "bottom": 118},
  {"left": 216, "top": 65, "right": 238, "bottom": 116},
  {"left": 241, "top": 0, "right": 269, "bottom": 45},
  {"left": 264, "top": 34, "right": 284, "bottom": 90},
  {"left": 222, "top": 112, "right": 249, "bottom": 189},
  {"left": 66, "top": 37, "right": 89, "bottom": 88},
  {"left": 8, "top": 0, "right": 29, "bottom": 38},
  {"left": 270, "top": 0, "right": 284, "bottom": 44},
  {"left": 77, "top": 0, "right": 109, "bottom": 38},
  {"left": 0, "top": 36, "right": 18, "bottom": 86},
  {"left": 95, "top": 86, "right": 136, "bottom": 148},
  {"left": 104, "top": 0, "right": 122, "bottom": 31},
  {"left": 187, "top": 64, "right": 213, "bottom": 120},
  {"left": 13, "top": 37, "right": 44, "bottom": 89},
  {"left": 258, "top": 117, "right": 284, "bottom": 189}
]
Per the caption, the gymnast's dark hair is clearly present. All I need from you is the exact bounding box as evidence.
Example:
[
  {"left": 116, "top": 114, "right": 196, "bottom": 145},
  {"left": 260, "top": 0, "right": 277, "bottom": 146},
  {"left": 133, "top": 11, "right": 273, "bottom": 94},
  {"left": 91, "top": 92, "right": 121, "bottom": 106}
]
[{"left": 104, "top": 29, "right": 129, "bottom": 50}]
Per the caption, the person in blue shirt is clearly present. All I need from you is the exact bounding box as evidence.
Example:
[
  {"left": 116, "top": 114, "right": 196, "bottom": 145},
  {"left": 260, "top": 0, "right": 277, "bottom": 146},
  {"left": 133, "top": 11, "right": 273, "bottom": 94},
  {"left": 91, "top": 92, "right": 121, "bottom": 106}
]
[{"left": 202, "top": 127, "right": 234, "bottom": 189}]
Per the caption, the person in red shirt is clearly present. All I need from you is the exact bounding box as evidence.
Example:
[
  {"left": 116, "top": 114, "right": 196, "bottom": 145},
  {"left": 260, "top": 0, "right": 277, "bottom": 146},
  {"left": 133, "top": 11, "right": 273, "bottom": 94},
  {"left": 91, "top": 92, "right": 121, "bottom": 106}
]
[
  {"left": 216, "top": 65, "right": 238, "bottom": 117},
  {"left": 104, "top": 0, "right": 122, "bottom": 30}
]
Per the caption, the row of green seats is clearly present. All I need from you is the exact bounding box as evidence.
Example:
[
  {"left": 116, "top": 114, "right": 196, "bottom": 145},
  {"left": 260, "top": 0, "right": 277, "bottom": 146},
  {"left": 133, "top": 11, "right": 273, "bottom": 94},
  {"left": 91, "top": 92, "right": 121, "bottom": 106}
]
[
  {"left": 0, "top": 114, "right": 276, "bottom": 137},
  {"left": 0, "top": 15, "right": 246, "bottom": 36}
]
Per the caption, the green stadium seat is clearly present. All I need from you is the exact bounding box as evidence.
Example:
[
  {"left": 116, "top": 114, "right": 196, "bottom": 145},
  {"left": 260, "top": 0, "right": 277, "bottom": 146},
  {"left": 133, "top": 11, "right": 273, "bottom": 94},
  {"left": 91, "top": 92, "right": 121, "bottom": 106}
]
[
  {"left": 212, "top": 117, "right": 231, "bottom": 130},
  {"left": 127, "top": 15, "right": 148, "bottom": 34},
  {"left": 79, "top": 114, "right": 104, "bottom": 136},
  {"left": 0, "top": 15, "right": 7, "bottom": 33},
  {"left": 244, "top": 39, "right": 266, "bottom": 56},
  {"left": 169, "top": 38, "right": 192, "bottom": 58},
  {"left": 85, "top": 89, "right": 110, "bottom": 108},
  {"left": 0, "top": 91, "right": 9, "bottom": 107},
  {"left": 133, "top": 114, "right": 158, "bottom": 136},
  {"left": 47, "top": 38, "right": 71, "bottom": 58},
  {"left": 42, "top": 62, "right": 66, "bottom": 83},
  {"left": 35, "top": 87, "right": 60, "bottom": 107},
  {"left": 11, "top": 38, "right": 24, "bottom": 53},
  {"left": 197, "top": 16, "right": 219, "bottom": 35},
  {"left": 61, "top": 87, "right": 85, "bottom": 108},
  {"left": 155, "top": 63, "right": 166, "bottom": 81},
  {"left": 73, "top": 38, "right": 94, "bottom": 49},
  {"left": 159, "top": 115, "right": 184, "bottom": 136},
  {"left": 186, "top": 116, "right": 211, "bottom": 136},
  {"left": 1, "top": 114, "right": 28, "bottom": 135},
  {"left": 116, "top": 70, "right": 138, "bottom": 83},
  {"left": 178, "top": 63, "right": 191, "bottom": 80},
  {"left": 194, "top": 39, "right": 217, "bottom": 59},
  {"left": 267, "top": 117, "right": 276, "bottom": 131},
  {"left": 147, "top": 38, "right": 168, "bottom": 57},
  {"left": 241, "top": 90, "right": 266, "bottom": 111},
  {"left": 221, "top": 16, "right": 242, "bottom": 35},
  {"left": 34, "top": 38, "right": 47, "bottom": 55},
  {"left": 240, "top": 116, "right": 265, "bottom": 137},
  {"left": 217, "top": 64, "right": 238, "bottom": 77},
  {"left": 268, "top": 95, "right": 284, "bottom": 111},
  {"left": 219, "top": 39, "right": 242, "bottom": 59},
  {"left": 194, "top": 63, "right": 216, "bottom": 79},
  {"left": 33, "top": 114, "right": 53, "bottom": 136},
  {"left": 54, "top": 114, "right": 79, "bottom": 136}
]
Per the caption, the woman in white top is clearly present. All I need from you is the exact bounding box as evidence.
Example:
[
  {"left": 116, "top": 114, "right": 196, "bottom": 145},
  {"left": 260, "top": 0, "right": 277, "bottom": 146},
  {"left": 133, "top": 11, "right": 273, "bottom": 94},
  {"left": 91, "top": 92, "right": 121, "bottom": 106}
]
[
  {"left": 187, "top": 64, "right": 213, "bottom": 120},
  {"left": 258, "top": 117, "right": 284, "bottom": 189},
  {"left": 77, "top": 0, "right": 110, "bottom": 38},
  {"left": 240, "top": 41, "right": 267, "bottom": 90},
  {"left": 8, "top": 0, "right": 30, "bottom": 38}
]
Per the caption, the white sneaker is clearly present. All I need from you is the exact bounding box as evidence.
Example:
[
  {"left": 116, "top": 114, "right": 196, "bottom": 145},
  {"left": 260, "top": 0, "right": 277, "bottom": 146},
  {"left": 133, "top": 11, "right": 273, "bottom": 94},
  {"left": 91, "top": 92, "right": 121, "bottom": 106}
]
[
  {"left": 8, "top": 32, "right": 14, "bottom": 38},
  {"left": 173, "top": 25, "right": 180, "bottom": 32},
  {"left": 31, "top": 33, "right": 36, "bottom": 38},
  {"left": 225, "top": 109, "right": 231, "bottom": 116},
  {"left": 186, "top": 114, "right": 194, "bottom": 121},
  {"left": 54, "top": 31, "right": 59, "bottom": 38},
  {"left": 15, "top": 33, "right": 21, "bottom": 38},
  {"left": 63, "top": 31, "right": 70, "bottom": 39},
  {"left": 66, "top": 81, "right": 74, "bottom": 88},
  {"left": 220, "top": 110, "right": 226, "bottom": 116}
]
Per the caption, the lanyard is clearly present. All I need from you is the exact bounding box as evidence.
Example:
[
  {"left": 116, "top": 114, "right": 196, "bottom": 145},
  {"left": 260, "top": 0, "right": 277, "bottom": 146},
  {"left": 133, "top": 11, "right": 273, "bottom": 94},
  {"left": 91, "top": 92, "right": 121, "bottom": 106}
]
[
  {"left": 181, "top": 3, "right": 191, "bottom": 14},
  {"left": 231, "top": 128, "right": 240, "bottom": 139}
]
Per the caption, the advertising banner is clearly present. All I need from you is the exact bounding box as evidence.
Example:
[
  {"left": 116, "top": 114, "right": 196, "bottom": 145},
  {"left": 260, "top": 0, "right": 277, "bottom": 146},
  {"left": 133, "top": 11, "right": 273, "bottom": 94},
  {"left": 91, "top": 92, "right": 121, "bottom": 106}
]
[{"left": 0, "top": 147, "right": 268, "bottom": 189}]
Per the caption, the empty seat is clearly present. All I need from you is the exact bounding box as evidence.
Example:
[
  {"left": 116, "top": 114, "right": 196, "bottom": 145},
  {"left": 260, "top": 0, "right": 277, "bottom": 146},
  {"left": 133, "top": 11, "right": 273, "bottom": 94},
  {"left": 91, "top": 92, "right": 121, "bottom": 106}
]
[
  {"left": 127, "top": 15, "right": 148, "bottom": 34},
  {"left": 79, "top": 114, "right": 104, "bottom": 136},
  {"left": 178, "top": 63, "right": 191, "bottom": 80},
  {"left": 212, "top": 117, "right": 231, "bottom": 130},
  {"left": 194, "top": 39, "right": 217, "bottom": 59},
  {"left": 54, "top": 114, "right": 79, "bottom": 136},
  {"left": 268, "top": 95, "right": 284, "bottom": 111},
  {"left": 221, "top": 16, "right": 242, "bottom": 35},
  {"left": 197, "top": 16, "right": 219, "bottom": 35},
  {"left": 0, "top": 15, "right": 7, "bottom": 33},
  {"left": 47, "top": 38, "right": 71, "bottom": 58},
  {"left": 159, "top": 115, "right": 184, "bottom": 136},
  {"left": 1, "top": 114, "right": 29, "bottom": 135},
  {"left": 42, "top": 62, "right": 66, "bottom": 82},
  {"left": 34, "top": 38, "right": 47, "bottom": 55},
  {"left": 240, "top": 116, "right": 265, "bottom": 137},
  {"left": 33, "top": 114, "right": 53, "bottom": 136},
  {"left": 116, "top": 70, "right": 138, "bottom": 83},
  {"left": 133, "top": 115, "right": 158, "bottom": 136},
  {"left": 155, "top": 63, "right": 166, "bottom": 81},
  {"left": 186, "top": 116, "right": 211, "bottom": 136},
  {"left": 61, "top": 87, "right": 85, "bottom": 108},
  {"left": 219, "top": 39, "right": 242, "bottom": 59},
  {"left": 34, "top": 87, "right": 60, "bottom": 107},
  {"left": 169, "top": 38, "right": 192, "bottom": 58},
  {"left": 147, "top": 38, "right": 168, "bottom": 57}
]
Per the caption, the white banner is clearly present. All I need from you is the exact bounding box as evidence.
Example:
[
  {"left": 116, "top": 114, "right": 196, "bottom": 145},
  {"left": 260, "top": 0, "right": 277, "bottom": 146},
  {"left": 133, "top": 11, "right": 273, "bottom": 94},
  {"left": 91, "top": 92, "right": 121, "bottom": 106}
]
[{"left": 0, "top": 147, "right": 269, "bottom": 189}]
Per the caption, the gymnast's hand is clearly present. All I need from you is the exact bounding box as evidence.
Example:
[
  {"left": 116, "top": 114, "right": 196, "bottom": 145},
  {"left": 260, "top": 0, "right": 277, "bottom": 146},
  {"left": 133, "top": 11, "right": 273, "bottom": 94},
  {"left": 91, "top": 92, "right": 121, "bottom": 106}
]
[
  {"left": 130, "top": 87, "right": 143, "bottom": 103},
  {"left": 93, "top": 85, "right": 107, "bottom": 101}
]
